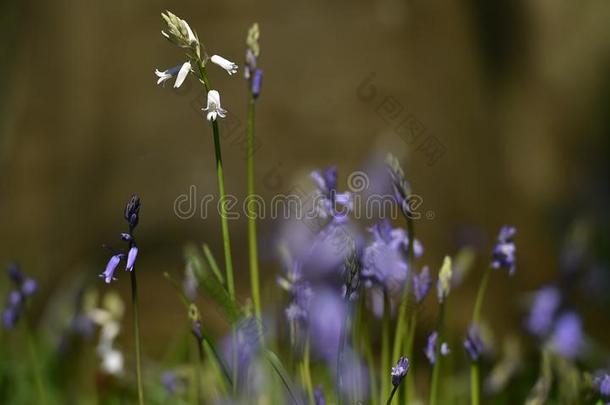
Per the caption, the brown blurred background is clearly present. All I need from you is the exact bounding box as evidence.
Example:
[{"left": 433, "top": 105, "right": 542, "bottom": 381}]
[{"left": 1, "top": 0, "right": 609, "bottom": 355}]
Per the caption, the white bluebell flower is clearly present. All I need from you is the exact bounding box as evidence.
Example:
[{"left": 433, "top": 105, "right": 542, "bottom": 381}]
[
  {"left": 211, "top": 55, "right": 238, "bottom": 75},
  {"left": 202, "top": 90, "right": 227, "bottom": 121}
]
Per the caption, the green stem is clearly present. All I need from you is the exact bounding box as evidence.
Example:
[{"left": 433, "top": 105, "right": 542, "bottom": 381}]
[
  {"left": 472, "top": 268, "right": 491, "bottom": 325},
  {"left": 212, "top": 122, "right": 236, "bottom": 299},
  {"left": 195, "top": 337, "right": 205, "bottom": 404},
  {"left": 195, "top": 58, "right": 235, "bottom": 300},
  {"left": 302, "top": 339, "right": 314, "bottom": 404},
  {"left": 391, "top": 215, "right": 415, "bottom": 368},
  {"left": 470, "top": 363, "right": 480, "bottom": 405},
  {"left": 130, "top": 269, "right": 144, "bottom": 405},
  {"left": 429, "top": 302, "right": 445, "bottom": 405},
  {"left": 246, "top": 95, "right": 262, "bottom": 336},
  {"left": 380, "top": 291, "right": 391, "bottom": 405},
  {"left": 25, "top": 324, "right": 46, "bottom": 405},
  {"left": 386, "top": 385, "right": 399, "bottom": 405},
  {"left": 469, "top": 268, "right": 491, "bottom": 405},
  {"left": 403, "top": 313, "right": 417, "bottom": 404}
]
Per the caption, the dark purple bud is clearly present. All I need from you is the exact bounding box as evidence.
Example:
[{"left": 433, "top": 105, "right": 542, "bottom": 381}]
[
  {"left": 7, "top": 263, "right": 23, "bottom": 286},
  {"left": 191, "top": 320, "right": 203, "bottom": 341},
  {"left": 464, "top": 325, "right": 485, "bottom": 362},
  {"left": 252, "top": 68, "right": 263, "bottom": 99},
  {"left": 124, "top": 194, "right": 141, "bottom": 229},
  {"left": 391, "top": 356, "right": 410, "bottom": 387},
  {"left": 120, "top": 233, "right": 133, "bottom": 242},
  {"left": 491, "top": 225, "right": 516, "bottom": 275}
]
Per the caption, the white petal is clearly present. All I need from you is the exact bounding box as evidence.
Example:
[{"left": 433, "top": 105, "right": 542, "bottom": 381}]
[
  {"left": 181, "top": 20, "right": 197, "bottom": 44},
  {"left": 174, "top": 61, "right": 191, "bottom": 88}
]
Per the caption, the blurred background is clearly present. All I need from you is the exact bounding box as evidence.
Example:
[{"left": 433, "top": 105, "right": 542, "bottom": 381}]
[{"left": 1, "top": 0, "right": 608, "bottom": 359}]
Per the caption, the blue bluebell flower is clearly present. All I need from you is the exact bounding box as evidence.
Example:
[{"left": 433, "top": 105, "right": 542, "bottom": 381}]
[
  {"left": 2, "top": 263, "right": 37, "bottom": 329},
  {"left": 361, "top": 220, "right": 409, "bottom": 294},
  {"left": 252, "top": 69, "right": 263, "bottom": 99},
  {"left": 101, "top": 255, "right": 123, "bottom": 284},
  {"left": 526, "top": 286, "right": 561, "bottom": 337},
  {"left": 100, "top": 195, "right": 141, "bottom": 283},
  {"left": 413, "top": 266, "right": 432, "bottom": 304},
  {"left": 308, "top": 289, "right": 346, "bottom": 360},
  {"left": 221, "top": 316, "right": 263, "bottom": 387},
  {"left": 550, "top": 312, "right": 583, "bottom": 359},
  {"left": 464, "top": 325, "right": 485, "bottom": 362},
  {"left": 594, "top": 373, "right": 610, "bottom": 398},
  {"left": 391, "top": 356, "right": 410, "bottom": 387},
  {"left": 314, "top": 386, "right": 326, "bottom": 405},
  {"left": 337, "top": 348, "right": 370, "bottom": 402},
  {"left": 311, "top": 166, "right": 352, "bottom": 221},
  {"left": 424, "top": 331, "right": 449, "bottom": 365},
  {"left": 385, "top": 154, "right": 413, "bottom": 219},
  {"left": 491, "top": 225, "right": 516, "bottom": 275},
  {"left": 161, "top": 370, "right": 185, "bottom": 395}
]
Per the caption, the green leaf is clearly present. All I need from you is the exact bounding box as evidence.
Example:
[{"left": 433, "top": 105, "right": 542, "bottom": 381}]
[
  {"left": 265, "top": 350, "right": 304, "bottom": 405},
  {"left": 183, "top": 244, "right": 241, "bottom": 323},
  {"left": 202, "top": 243, "right": 224, "bottom": 285}
]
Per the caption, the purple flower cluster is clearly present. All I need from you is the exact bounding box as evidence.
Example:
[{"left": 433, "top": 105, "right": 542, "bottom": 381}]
[
  {"left": 100, "top": 195, "right": 140, "bottom": 283},
  {"left": 413, "top": 266, "right": 432, "bottom": 304},
  {"left": 491, "top": 225, "right": 517, "bottom": 275},
  {"left": 525, "top": 285, "right": 584, "bottom": 359},
  {"left": 2, "top": 263, "right": 37, "bottom": 329},
  {"left": 311, "top": 166, "right": 353, "bottom": 222},
  {"left": 549, "top": 312, "right": 583, "bottom": 360},
  {"left": 314, "top": 386, "right": 326, "bottom": 405},
  {"left": 526, "top": 286, "right": 561, "bottom": 337},
  {"left": 595, "top": 373, "right": 610, "bottom": 399}
]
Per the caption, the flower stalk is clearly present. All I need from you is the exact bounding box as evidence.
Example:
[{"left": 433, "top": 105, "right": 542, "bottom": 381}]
[{"left": 130, "top": 268, "right": 144, "bottom": 405}]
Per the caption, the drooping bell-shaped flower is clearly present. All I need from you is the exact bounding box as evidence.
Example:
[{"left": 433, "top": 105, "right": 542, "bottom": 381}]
[
  {"left": 173, "top": 61, "right": 191, "bottom": 88},
  {"left": 101, "top": 255, "right": 122, "bottom": 284},
  {"left": 126, "top": 246, "right": 138, "bottom": 272},
  {"left": 202, "top": 90, "right": 227, "bottom": 121},
  {"left": 550, "top": 311, "right": 583, "bottom": 359},
  {"left": 526, "top": 286, "right": 561, "bottom": 337},
  {"left": 211, "top": 55, "right": 238, "bottom": 75}
]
